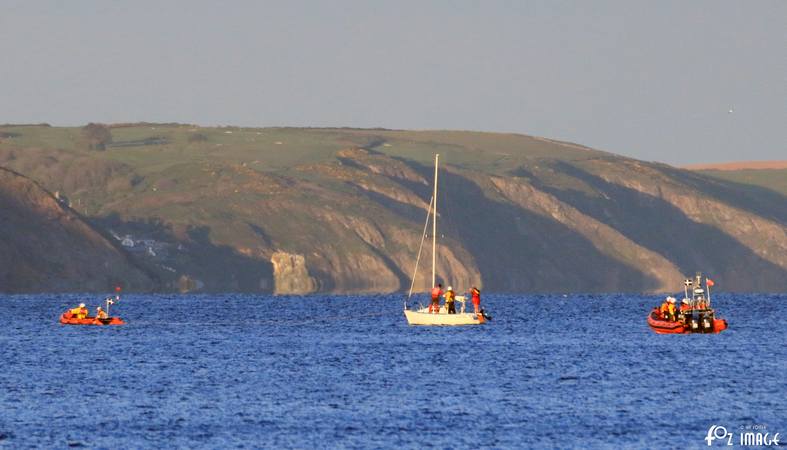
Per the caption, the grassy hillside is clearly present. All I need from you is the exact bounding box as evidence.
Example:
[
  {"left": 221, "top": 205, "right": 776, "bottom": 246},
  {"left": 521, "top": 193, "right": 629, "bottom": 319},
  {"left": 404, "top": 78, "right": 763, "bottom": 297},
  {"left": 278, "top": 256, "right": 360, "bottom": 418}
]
[
  {"left": 1, "top": 123, "right": 785, "bottom": 293},
  {"left": 692, "top": 168, "right": 787, "bottom": 197}
]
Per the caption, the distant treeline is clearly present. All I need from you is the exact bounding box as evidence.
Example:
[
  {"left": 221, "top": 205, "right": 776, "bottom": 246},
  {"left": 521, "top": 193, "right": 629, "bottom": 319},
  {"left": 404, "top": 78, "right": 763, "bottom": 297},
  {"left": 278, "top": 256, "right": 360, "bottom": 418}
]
[
  {"left": 0, "top": 123, "right": 51, "bottom": 127},
  {"left": 108, "top": 122, "right": 196, "bottom": 129}
]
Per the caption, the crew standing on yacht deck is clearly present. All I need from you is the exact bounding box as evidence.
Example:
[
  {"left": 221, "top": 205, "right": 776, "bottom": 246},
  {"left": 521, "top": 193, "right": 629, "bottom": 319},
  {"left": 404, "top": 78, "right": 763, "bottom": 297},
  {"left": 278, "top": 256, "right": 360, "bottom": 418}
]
[
  {"left": 470, "top": 286, "right": 481, "bottom": 314},
  {"left": 445, "top": 286, "right": 456, "bottom": 314},
  {"left": 430, "top": 283, "right": 443, "bottom": 313}
]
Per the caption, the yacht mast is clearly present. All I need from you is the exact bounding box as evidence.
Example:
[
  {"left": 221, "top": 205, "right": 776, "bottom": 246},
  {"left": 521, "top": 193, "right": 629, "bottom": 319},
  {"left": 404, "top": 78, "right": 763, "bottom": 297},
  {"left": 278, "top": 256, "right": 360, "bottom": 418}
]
[{"left": 432, "top": 154, "right": 439, "bottom": 287}]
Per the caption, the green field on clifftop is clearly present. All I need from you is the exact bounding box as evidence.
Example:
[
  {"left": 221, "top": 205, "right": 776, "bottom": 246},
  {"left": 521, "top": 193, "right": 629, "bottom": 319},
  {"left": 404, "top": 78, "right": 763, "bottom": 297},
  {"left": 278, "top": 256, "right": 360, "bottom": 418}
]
[{"left": 696, "top": 168, "right": 787, "bottom": 196}]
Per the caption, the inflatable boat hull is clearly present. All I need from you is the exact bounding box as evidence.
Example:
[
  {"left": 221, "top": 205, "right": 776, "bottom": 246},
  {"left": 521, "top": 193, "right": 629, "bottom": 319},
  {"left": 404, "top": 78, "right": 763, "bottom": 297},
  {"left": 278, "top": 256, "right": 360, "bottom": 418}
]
[
  {"left": 59, "top": 313, "right": 125, "bottom": 326},
  {"left": 647, "top": 313, "right": 727, "bottom": 334}
]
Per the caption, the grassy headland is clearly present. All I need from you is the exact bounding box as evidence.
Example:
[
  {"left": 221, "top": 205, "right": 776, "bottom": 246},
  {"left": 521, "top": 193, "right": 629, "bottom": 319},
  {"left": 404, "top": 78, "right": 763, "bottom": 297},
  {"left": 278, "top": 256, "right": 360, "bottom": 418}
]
[{"left": 1, "top": 123, "right": 785, "bottom": 293}]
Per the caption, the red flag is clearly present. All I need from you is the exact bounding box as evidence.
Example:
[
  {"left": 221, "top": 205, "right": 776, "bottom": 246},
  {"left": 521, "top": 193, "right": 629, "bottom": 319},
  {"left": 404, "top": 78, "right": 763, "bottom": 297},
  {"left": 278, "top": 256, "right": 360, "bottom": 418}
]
[{"left": 706, "top": 279, "right": 715, "bottom": 287}]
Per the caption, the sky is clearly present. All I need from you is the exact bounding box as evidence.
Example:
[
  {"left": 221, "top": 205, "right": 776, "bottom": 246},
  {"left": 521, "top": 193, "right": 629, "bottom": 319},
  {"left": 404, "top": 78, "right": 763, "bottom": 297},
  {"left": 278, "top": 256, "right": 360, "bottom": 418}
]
[{"left": 1, "top": 0, "right": 784, "bottom": 165}]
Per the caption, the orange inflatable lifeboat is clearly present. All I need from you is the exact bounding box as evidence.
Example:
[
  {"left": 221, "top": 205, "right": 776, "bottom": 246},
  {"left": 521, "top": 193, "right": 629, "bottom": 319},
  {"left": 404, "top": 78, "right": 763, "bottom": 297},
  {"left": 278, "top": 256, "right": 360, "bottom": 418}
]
[
  {"left": 59, "top": 311, "right": 125, "bottom": 326},
  {"left": 647, "top": 309, "right": 727, "bottom": 334},
  {"left": 649, "top": 273, "right": 728, "bottom": 334}
]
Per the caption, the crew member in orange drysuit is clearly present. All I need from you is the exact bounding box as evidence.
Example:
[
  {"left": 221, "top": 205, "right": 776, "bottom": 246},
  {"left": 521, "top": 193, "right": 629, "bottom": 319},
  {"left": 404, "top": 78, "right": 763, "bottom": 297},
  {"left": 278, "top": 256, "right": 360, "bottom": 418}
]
[
  {"left": 429, "top": 283, "right": 443, "bottom": 313},
  {"left": 470, "top": 286, "right": 481, "bottom": 314}
]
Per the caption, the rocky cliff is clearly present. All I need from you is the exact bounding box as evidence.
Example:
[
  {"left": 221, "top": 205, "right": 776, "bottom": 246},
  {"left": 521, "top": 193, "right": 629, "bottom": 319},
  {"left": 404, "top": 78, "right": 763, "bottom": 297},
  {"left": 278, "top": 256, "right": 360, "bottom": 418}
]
[
  {"left": 0, "top": 167, "right": 157, "bottom": 292},
  {"left": 0, "top": 125, "right": 784, "bottom": 293}
]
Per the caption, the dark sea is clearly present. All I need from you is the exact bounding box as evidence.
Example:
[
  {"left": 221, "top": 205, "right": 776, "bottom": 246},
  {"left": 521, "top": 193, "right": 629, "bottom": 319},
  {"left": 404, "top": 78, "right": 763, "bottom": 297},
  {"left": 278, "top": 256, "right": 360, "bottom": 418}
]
[{"left": 0, "top": 293, "right": 784, "bottom": 449}]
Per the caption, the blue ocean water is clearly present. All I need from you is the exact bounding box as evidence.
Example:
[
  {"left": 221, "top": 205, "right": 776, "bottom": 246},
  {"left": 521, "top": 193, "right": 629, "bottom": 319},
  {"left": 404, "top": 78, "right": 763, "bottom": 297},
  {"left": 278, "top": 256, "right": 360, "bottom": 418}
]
[{"left": 0, "top": 293, "right": 784, "bottom": 449}]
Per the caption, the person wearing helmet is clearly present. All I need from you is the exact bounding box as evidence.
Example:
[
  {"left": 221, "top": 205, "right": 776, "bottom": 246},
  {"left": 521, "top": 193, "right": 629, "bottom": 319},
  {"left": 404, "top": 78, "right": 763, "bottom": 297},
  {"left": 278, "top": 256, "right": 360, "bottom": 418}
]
[
  {"left": 444, "top": 286, "right": 456, "bottom": 314},
  {"left": 693, "top": 287, "right": 708, "bottom": 309},
  {"left": 659, "top": 297, "right": 669, "bottom": 317},
  {"left": 660, "top": 297, "right": 677, "bottom": 321},
  {"left": 667, "top": 297, "right": 677, "bottom": 321},
  {"left": 96, "top": 306, "right": 108, "bottom": 320},
  {"left": 69, "top": 303, "right": 89, "bottom": 319},
  {"left": 78, "top": 303, "right": 89, "bottom": 319},
  {"left": 680, "top": 298, "right": 692, "bottom": 312}
]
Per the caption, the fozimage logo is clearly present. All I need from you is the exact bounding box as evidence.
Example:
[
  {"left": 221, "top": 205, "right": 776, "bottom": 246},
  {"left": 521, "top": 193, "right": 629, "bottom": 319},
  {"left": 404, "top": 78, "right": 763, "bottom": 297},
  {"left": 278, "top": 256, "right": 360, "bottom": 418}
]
[
  {"left": 706, "top": 426, "right": 733, "bottom": 446},
  {"left": 705, "top": 424, "right": 780, "bottom": 446}
]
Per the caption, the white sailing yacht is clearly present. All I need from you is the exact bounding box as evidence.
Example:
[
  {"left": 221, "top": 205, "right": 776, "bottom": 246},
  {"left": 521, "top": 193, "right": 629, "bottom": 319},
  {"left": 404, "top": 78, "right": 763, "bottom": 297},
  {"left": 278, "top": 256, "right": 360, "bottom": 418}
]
[{"left": 403, "top": 154, "right": 487, "bottom": 326}]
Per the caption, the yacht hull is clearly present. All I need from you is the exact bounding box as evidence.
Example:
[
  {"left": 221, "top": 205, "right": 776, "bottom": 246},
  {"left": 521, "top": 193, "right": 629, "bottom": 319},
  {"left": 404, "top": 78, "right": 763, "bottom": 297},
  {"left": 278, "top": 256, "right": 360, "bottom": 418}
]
[{"left": 404, "top": 308, "right": 484, "bottom": 326}]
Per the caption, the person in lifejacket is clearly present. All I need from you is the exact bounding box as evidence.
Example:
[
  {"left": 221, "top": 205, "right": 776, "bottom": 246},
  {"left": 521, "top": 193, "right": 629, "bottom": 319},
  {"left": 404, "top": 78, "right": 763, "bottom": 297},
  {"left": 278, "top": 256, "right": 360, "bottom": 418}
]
[
  {"left": 69, "top": 303, "right": 89, "bottom": 319},
  {"left": 429, "top": 283, "right": 443, "bottom": 313},
  {"left": 693, "top": 287, "right": 708, "bottom": 309},
  {"left": 469, "top": 286, "right": 481, "bottom": 314},
  {"left": 667, "top": 297, "right": 677, "bottom": 320},
  {"left": 445, "top": 286, "right": 456, "bottom": 314},
  {"left": 680, "top": 298, "right": 692, "bottom": 312},
  {"left": 658, "top": 298, "right": 669, "bottom": 316},
  {"left": 96, "top": 306, "right": 108, "bottom": 320},
  {"left": 660, "top": 297, "right": 676, "bottom": 321}
]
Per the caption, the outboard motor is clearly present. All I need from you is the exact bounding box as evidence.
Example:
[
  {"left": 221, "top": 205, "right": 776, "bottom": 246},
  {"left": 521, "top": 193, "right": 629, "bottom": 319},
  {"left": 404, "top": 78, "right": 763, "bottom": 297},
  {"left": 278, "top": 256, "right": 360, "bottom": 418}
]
[{"left": 699, "top": 310, "right": 714, "bottom": 333}]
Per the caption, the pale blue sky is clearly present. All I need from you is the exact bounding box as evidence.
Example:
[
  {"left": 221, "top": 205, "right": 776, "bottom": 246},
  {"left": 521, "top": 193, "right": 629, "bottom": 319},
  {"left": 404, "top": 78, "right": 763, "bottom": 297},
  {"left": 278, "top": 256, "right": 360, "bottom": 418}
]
[{"left": 1, "top": 1, "right": 784, "bottom": 164}]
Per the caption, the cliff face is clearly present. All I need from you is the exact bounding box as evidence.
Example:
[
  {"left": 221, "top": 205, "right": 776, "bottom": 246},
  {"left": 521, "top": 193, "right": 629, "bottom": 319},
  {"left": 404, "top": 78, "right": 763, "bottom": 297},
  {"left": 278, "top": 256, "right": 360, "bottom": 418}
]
[
  {"left": 488, "top": 175, "right": 684, "bottom": 292},
  {"left": 270, "top": 252, "right": 317, "bottom": 294},
  {"left": 0, "top": 167, "right": 157, "bottom": 292},
  {"left": 589, "top": 161, "right": 787, "bottom": 275},
  {"left": 0, "top": 125, "right": 784, "bottom": 293}
]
